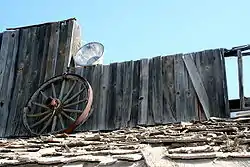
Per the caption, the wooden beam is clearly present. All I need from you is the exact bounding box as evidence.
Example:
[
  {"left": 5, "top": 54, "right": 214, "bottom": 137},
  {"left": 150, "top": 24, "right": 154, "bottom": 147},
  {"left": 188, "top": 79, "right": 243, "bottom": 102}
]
[
  {"left": 6, "top": 18, "right": 76, "bottom": 30},
  {"left": 182, "top": 54, "right": 210, "bottom": 120},
  {"left": 237, "top": 50, "right": 245, "bottom": 110}
]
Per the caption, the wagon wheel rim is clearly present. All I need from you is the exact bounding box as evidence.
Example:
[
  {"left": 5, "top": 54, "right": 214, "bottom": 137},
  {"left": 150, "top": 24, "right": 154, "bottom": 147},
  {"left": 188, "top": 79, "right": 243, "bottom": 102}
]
[{"left": 23, "top": 74, "right": 93, "bottom": 136}]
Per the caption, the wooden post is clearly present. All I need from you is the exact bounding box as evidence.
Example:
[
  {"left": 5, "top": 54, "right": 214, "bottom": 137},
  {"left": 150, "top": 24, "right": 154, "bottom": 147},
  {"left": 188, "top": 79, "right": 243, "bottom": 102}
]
[{"left": 237, "top": 50, "right": 245, "bottom": 110}]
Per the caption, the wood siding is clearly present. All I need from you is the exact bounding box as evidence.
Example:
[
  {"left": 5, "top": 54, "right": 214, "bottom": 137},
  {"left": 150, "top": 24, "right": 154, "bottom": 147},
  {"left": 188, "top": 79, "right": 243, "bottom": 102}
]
[
  {"left": 0, "top": 19, "right": 229, "bottom": 137},
  {"left": 0, "top": 19, "right": 81, "bottom": 137},
  {"left": 75, "top": 50, "right": 229, "bottom": 132}
]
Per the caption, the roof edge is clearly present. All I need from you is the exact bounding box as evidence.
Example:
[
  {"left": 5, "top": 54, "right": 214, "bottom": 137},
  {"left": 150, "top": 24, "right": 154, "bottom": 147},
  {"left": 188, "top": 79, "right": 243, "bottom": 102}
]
[{"left": 6, "top": 17, "right": 77, "bottom": 30}]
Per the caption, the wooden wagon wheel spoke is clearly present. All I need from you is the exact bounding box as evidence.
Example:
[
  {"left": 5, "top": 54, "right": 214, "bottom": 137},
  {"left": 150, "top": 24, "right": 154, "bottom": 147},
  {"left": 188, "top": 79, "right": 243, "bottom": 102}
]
[
  {"left": 63, "top": 108, "right": 83, "bottom": 113},
  {"left": 61, "top": 111, "right": 75, "bottom": 122},
  {"left": 63, "top": 99, "right": 87, "bottom": 108},
  {"left": 32, "top": 102, "right": 50, "bottom": 109},
  {"left": 40, "top": 91, "right": 48, "bottom": 99},
  {"left": 63, "top": 87, "right": 86, "bottom": 105},
  {"left": 27, "top": 110, "right": 51, "bottom": 118},
  {"left": 51, "top": 83, "right": 57, "bottom": 98},
  {"left": 39, "top": 113, "right": 54, "bottom": 134},
  {"left": 30, "top": 113, "right": 52, "bottom": 128},
  {"left": 59, "top": 80, "right": 66, "bottom": 100},
  {"left": 23, "top": 74, "right": 93, "bottom": 136},
  {"left": 62, "top": 80, "right": 77, "bottom": 102},
  {"left": 58, "top": 114, "right": 65, "bottom": 129},
  {"left": 51, "top": 115, "right": 57, "bottom": 132}
]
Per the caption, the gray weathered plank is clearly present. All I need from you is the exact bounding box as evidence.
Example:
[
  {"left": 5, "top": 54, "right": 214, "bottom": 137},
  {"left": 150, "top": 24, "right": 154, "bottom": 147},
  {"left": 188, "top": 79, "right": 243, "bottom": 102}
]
[
  {"left": 38, "top": 24, "right": 51, "bottom": 86},
  {"left": 219, "top": 49, "right": 230, "bottom": 117},
  {"left": 147, "top": 59, "right": 155, "bottom": 125},
  {"left": 151, "top": 56, "right": 163, "bottom": 124},
  {"left": 104, "top": 63, "right": 117, "bottom": 130},
  {"left": 162, "top": 55, "right": 176, "bottom": 123},
  {"left": 18, "top": 27, "right": 41, "bottom": 135},
  {"left": 237, "top": 50, "right": 245, "bottom": 110},
  {"left": 184, "top": 53, "right": 198, "bottom": 121},
  {"left": 114, "top": 63, "right": 124, "bottom": 129},
  {"left": 90, "top": 65, "right": 102, "bottom": 130},
  {"left": 182, "top": 53, "right": 210, "bottom": 120},
  {"left": 138, "top": 59, "right": 149, "bottom": 125},
  {"left": 174, "top": 54, "right": 185, "bottom": 122},
  {"left": 4, "top": 28, "right": 30, "bottom": 137},
  {"left": 68, "top": 20, "right": 81, "bottom": 69},
  {"left": 98, "top": 65, "right": 110, "bottom": 130},
  {"left": 0, "top": 30, "right": 19, "bottom": 137},
  {"left": 44, "top": 22, "right": 60, "bottom": 81},
  {"left": 0, "top": 32, "right": 3, "bottom": 52},
  {"left": 129, "top": 60, "right": 140, "bottom": 127},
  {"left": 55, "top": 20, "right": 74, "bottom": 76},
  {"left": 79, "top": 66, "right": 94, "bottom": 131},
  {"left": 203, "top": 50, "right": 218, "bottom": 117},
  {"left": 193, "top": 51, "right": 206, "bottom": 120},
  {"left": 121, "top": 61, "right": 133, "bottom": 128}
]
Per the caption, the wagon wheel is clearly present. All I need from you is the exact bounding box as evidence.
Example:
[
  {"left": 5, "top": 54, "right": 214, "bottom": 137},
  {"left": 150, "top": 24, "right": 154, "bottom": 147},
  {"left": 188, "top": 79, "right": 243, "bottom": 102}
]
[{"left": 23, "top": 74, "right": 93, "bottom": 136}]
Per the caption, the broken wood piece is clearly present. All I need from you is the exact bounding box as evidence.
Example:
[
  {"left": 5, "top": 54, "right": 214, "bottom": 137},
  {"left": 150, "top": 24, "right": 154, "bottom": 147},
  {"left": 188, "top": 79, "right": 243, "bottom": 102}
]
[
  {"left": 165, "top": 151, "right": 250, "bottom": 160},
  {"left": 112, "top": 154, "right": 142, "bottom": 161},
  {"left": 168, "top": 145, "right": 214, "bottom": 154}
]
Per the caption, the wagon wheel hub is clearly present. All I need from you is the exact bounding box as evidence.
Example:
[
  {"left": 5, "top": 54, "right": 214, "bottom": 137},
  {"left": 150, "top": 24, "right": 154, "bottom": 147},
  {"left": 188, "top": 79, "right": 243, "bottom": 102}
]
[{"left": 46, "top": 97, "right": 61, "bottom": 110}]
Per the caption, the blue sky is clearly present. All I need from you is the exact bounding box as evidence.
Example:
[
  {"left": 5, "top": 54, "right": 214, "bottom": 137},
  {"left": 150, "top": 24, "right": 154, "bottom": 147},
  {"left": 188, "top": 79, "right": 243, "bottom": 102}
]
[{"left": 0, "top": 0, "right": 249, "bottom": 99}]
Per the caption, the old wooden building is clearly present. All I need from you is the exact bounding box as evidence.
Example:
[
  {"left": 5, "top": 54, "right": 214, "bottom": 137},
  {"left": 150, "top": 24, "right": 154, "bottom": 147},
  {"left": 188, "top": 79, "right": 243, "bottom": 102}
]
[{"left": 0, "top": 18, "right": 231, "bottom": 138}]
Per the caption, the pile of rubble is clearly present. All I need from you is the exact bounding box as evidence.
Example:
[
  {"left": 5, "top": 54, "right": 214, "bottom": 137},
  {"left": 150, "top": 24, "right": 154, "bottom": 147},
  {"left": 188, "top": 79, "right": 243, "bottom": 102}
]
[{"left": 1, "top": 117, "right": 250, "bottom": 166}]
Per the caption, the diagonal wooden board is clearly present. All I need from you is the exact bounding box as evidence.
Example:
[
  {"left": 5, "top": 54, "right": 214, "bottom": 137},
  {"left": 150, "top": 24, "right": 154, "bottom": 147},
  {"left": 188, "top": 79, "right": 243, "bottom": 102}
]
[{"left": 182, "top": 54, "right": 210, "bottom": 120}]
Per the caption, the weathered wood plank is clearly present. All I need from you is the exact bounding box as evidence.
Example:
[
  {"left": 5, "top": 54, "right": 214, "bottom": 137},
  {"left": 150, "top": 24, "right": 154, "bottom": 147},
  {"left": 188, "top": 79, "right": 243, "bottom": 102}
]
[
  {"left": 38, "top": 24, "right": 51, "bottom": 86},
  {"left": 182, "top": 53, "right": 210, "bottom": 120},
  {"left": 184, "top": 53, "right": 198, "bottom": 121},
  {"left": 219, "top": 49, "right": 230, "bottom": 117},
  {"left": 129, "top": 60, "right": 140, "bottom": 127},
  {"left": 147, "top": 59, "right": 155, "bottom": 125},
  {"left": 18, "top": 27, "right": 42, "bottom": 135},
  {"left": 90, "top": 65, "right": 102, "bottom": 131},
  {"left": 98, "top": 65, "right": 109, "bottom": 130},
  {"left": 0, "top": 32, "right": 11, "bottom": 95},
  {"left": 4, "top": 28, "right": 30, "bottom": 137},
  {"left": 203, "top": 50, "right": 218, "bottom": 117},
  {"left": 68, "top": 20, "right": 81, "bottom": 69},
  {"left": 237, "top": 50, "right": 245, "bottom": 110},
  {"left": 44, "top": 23, "right": 60, "bottom": 81},
  {"left": 151, "top": 56, "right": 163, "bottom": 124},
  {"left": 106, "top": 63, "right": 117, "bottom": 130},
  {"left": 79, "top": 66, "right": 94, "bottom": 131},
  {"left": 138, "top": 59, "right": 149, "bottom": 125},
  {"left": 55, "top": 20, "right": 74, "bottom": 76},
  {"left": 193, "top": 51, "right": 206, "bottom": 120},
  {"left": 174, "top": 54, "right": 185, "bottom": 122},
  {"left": 162, "top": 55, "right": 176, "bottom": 123},
  {"left": 114, "top": 63, "right": 124, "bottom": 129},
  {"left": 17, "top": 27, "right": 41, "bottom": 136},
  {"left": 0, "top": 30, "right": 19, "bottom": 137},
  {"left": 0, "top": 32, "right": 3, "bottom": 51},
  {"left": 121, "top": 61, "right": 134, "bottom": 128}
]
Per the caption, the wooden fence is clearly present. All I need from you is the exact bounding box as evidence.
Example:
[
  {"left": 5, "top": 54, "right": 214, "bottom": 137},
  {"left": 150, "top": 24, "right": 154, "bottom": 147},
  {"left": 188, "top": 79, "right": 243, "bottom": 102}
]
[
  {"left": 0, "top": 18, "right": 81, "bottom": 137},
  {"left": 75, "top": 49, "right": 230, "bottom": 132},
  {"left": 0, "top": 19, "right": 229, "bottom": 137}
]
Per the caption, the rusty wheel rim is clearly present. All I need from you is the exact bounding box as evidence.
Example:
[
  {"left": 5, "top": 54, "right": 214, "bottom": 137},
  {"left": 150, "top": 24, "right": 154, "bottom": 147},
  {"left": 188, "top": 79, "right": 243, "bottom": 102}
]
[{"left": 23, "top": 74, "right": 93, "bottom": 136}]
